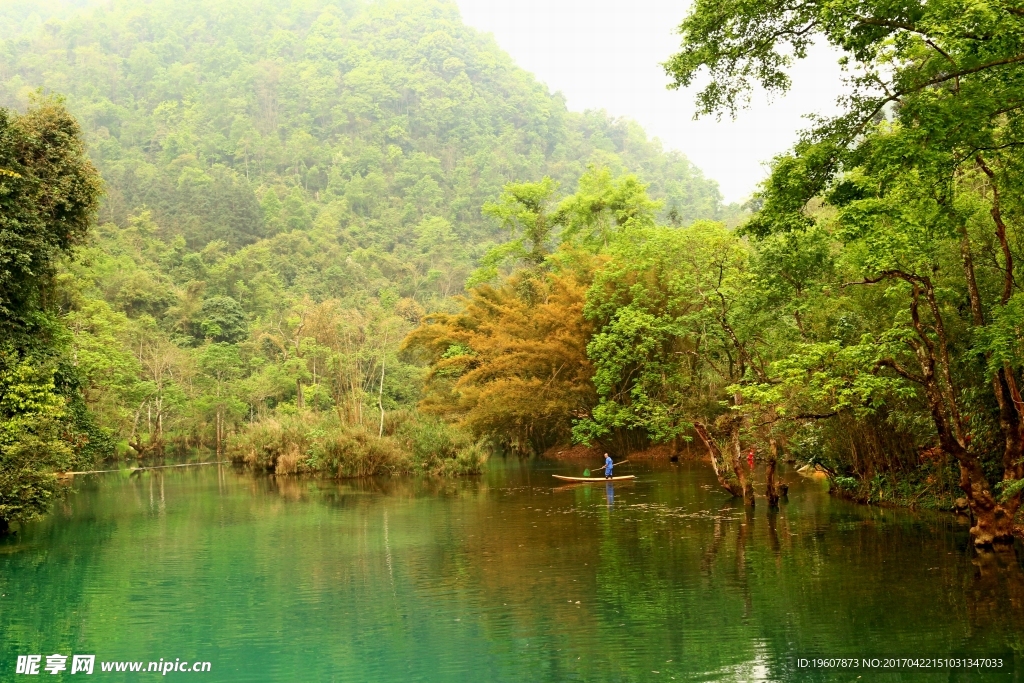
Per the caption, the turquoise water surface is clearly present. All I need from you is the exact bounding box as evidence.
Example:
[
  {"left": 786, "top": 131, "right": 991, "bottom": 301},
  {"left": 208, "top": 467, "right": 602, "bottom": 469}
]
[{"left": 1, "top": 458, "right": 1022, "bottom": 681}]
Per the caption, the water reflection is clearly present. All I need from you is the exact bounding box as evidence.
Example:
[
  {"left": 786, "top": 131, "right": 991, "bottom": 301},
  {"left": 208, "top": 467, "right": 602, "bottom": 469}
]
[{"left": 0, "top": 458, "right": 1021, "bottom": 682}]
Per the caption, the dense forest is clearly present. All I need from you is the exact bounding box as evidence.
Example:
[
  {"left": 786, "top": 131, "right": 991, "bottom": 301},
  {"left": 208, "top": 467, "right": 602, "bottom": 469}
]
[
  {"left": 0, "top": 0, "right": 732, "bottom": 528},
  {"left": 1, "top": 0, "right": 1021, "bottom": 548}
]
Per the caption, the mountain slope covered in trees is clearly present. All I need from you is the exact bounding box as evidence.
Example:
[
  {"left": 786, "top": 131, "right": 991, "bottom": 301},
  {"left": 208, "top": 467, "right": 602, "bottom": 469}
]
[{"left": 0, "top": 0, "right": 728, "bottom": 258}]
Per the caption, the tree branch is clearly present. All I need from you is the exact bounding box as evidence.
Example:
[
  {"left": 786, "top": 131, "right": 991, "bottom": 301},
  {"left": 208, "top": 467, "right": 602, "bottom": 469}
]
[
  {"left": 874, "top": 358, "right": 926, "bottom": 384},
  {"left": 854, "top": 15, "right": 990, "bottom": 41},
  {"left": 976, "top": 155, "right": 1017, "bottom": 304}
]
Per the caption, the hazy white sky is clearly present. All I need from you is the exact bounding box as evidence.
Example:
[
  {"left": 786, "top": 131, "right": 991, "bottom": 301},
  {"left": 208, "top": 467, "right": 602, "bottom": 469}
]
[{"left": 455, "top": 0, "right": 849, "bottom": 203}]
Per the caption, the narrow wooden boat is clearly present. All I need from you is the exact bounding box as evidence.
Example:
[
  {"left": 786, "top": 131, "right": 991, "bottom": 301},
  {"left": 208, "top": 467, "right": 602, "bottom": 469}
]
[{"left": 552, "top": 474, "right": 636, "bottom": 482}]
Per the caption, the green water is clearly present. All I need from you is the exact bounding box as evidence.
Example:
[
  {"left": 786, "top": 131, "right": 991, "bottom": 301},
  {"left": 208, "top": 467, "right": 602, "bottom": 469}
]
[{"left": 1, "top": 459, "right": 1022, "bottom": 682}]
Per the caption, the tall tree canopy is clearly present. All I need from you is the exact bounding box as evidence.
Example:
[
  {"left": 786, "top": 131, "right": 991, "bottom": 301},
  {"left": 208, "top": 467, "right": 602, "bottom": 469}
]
[{"left": 0, "top": 98, "right": 101, "bottom": 331}]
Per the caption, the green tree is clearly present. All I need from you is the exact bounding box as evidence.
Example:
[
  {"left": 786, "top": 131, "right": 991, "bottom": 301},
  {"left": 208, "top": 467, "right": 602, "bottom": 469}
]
[
  {"left": 198, "top": 296, "right": 248, "bottom": 344},
  {"left": 0, "top": 98, "right": 103, "bottom": 531},
  {"left": 577, "top": 221, "right": 761, "bottom": 502},
  {"left": 473, "top": 177, "right": 561, "bottom": 282},
  {"left": 197, "top": 342, "right": 245, "bottom": 456},
  {"left": 555, "top": 167, "right": 660, "bottom": 249},
  {"left": 0, "top": 98, "right": 101, "bottom": 330},
  {"left": 666, "top": 0, "right": 1024, "bottom": 545}
]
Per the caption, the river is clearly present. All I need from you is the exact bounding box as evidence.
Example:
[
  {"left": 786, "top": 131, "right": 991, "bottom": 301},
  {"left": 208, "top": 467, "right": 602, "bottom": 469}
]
[{"left": 1, "top": 458, "right": 1021, "bottom": 682}]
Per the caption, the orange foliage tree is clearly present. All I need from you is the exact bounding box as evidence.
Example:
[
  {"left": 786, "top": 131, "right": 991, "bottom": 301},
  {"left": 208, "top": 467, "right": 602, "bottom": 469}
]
[{"left": 403, "top": 265, "right": 596, "bottom": 454}]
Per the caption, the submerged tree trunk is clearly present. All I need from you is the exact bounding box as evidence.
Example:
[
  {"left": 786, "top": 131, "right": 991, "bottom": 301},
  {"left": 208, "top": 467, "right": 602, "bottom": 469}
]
[
  {"left": 694, "top": 422, "right": 745, "bottom": 498},
  {"left": 766, "top": 437, "right": 780, "bottom": 507}
]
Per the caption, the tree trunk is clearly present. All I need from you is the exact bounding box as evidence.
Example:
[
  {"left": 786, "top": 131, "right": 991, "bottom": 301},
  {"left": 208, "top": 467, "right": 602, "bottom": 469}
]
[
  {"left": 155, "top": 395, "right": 163, "bottom": 440},
  {"left": 730, "top": 421, "right": 755, "bottom": 507},
  {"left": 968, "top": 498, "right": 1019, "bottom": 547},
  {"left": 951, "top": 186, "right": 1024, "bottom": 546},
  {"left": 694, "top": 422, "right": 745, "bottom": 498},
  {"left": 378, "top": 329, "right": 388, "bottom": 437},
  {"left": 766, "top": 437, "right": 780, "bottom": 507},
  {"left": 378, "top": 359, "right": 386, "bottom": 438},
  {"left": 902, "top": 283, "right": 1016, "bottom": 545},
  {"left": 957, "top": 457, "right": 1020, "bottom": 546},
  {"left": 0, "top": 518, "right": 10, "bottom": 536}
]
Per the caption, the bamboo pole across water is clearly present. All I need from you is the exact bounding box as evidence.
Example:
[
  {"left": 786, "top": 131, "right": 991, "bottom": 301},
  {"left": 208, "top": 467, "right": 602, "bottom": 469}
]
[{"left": 60, "top": 461, "right": 229, "bottom": 476}]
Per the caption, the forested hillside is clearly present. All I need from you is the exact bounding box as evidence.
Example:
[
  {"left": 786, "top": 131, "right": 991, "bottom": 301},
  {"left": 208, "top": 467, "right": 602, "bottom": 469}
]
[
  {"left": 0, "top": 1, "right": 97, "bottom": 40},
  {"left": 0, "top": 0, "right": 727, "bottom": 253},
  {"left": 0, "top": 0, "right": 732, "bottom": 523}
]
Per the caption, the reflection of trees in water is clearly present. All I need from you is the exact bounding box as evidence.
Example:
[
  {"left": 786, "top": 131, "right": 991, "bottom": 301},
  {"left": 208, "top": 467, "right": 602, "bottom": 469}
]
[
  {"left": 0, "top": 486, "right": 120, "bottom": 659},
  {"left": 655, "top": 499, "right": 1024, "bottom": 679},
  {"left": 189, "top": 467, "right": 1024, "bottom": 672},
  {"left": 969, "top": 548, "right": 1024, "bottom": 655},
  {"left": 6, "top": 465, "right": 1024, "bottom": 680},
  {"left": 260, "top": 471, "right": 489, "bottom": 506}
]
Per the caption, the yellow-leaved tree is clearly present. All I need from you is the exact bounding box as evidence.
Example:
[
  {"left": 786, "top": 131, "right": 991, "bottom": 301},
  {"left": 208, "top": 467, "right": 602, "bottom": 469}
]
[{"left": 403, "top": 266, "right": 596, "bottom": 454}]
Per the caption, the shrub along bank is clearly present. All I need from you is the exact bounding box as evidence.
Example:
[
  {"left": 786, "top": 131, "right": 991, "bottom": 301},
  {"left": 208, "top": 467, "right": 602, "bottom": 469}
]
[{"left": 229, "top": 410, "right": 486, "bottom": 478}]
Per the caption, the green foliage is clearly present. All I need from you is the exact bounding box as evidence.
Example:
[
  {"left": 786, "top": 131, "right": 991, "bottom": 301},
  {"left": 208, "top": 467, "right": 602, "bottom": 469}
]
[
  {"left": 476, "top": 177, "right": 561, "bottom": 278},
  {"left": 831, "top": 476, "right": 859, "bottom": 494},
  {"left": 555, "top": 167, "right": 660, "bottom": 249},
  {"left": 0, "top": 334, "right": 113, "bottom": 526},
  {"left": 0, "top": 99, "right": 105, "bottom": 528},
  {"left": 577, "top": 221, "right": 752, "bottom": 445},
  {"left": 232, "top": 411, "right": 411, "bottom": 478},
  {"left": 397, "top": 414, "right": 487, "bottom": 476},
  {"left": 0, "top": 0, "right": 731, "bottom": 494},
  {"left": 996, "top": 478, "right": 1024, "bottom": 504},
  {"left": 0, "top": 347, "right": 73, "bottom": 525},
  {"left": 0, "top": 97, "right": 101, "bottom": 331},
  {"left": 230, "top": 409, "right": 484, "bottom": 477},
  {"left": 667, "top": 0, "right": 1024, "bottom": 531},
  {"left": 472, "top": 168, "right": 663, "bottom": 283},
  {"left": 198, "top": 297, "right": 248, "bottom": 344}
]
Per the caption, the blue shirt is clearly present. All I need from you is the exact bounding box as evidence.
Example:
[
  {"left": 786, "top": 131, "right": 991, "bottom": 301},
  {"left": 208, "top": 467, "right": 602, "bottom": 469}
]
[{"left": 604, "top": 456, "right": 613, "bottom": 474}]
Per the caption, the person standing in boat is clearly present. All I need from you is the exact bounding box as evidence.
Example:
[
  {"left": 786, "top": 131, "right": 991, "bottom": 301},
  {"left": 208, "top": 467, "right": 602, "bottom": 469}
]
[{"left": 604, "top": 453, "right": 614, "bottom": 479}]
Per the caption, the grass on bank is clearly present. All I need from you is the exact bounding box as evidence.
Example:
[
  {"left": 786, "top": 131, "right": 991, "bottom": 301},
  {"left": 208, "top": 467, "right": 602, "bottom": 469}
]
[{"left": 229, "top": 410, "right": 487, "bottom": 478}]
